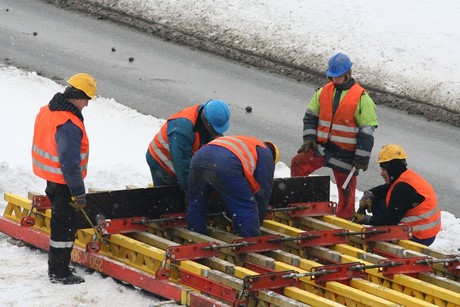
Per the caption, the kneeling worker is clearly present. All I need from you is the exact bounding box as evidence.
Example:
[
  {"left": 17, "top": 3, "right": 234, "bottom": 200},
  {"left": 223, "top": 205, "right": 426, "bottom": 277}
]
[
  {"left": 354, "top": 144, "right": 441, "bottom": 246},
  {"left": 187, "top": 136, "right": 279, "bottom": 237}
]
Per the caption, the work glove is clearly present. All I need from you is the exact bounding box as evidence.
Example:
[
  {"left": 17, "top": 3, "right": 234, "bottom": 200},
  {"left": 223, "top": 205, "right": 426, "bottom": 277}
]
[
  {"left": 70, "top": 194, "right": 87, "bottom": 210},
  {"left": 358, "top": 191, "right": 374, "bottom": 213},
  {"left": 297, "top": 140, "right": 317, "bottom": 153},
  {"left": 352, "top": 160, "right": 369, "bottom": 171},
  {"left": 353, "top": 213, "right": 371, "bottom": 225}
]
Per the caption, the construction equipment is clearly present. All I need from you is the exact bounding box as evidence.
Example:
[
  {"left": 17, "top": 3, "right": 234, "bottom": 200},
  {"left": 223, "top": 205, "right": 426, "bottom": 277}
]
[{"left": 1, "top": 175, "right": 459, "bottom": 307}]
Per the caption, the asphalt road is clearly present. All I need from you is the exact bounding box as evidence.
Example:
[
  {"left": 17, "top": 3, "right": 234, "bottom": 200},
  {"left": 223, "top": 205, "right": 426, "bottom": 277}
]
[{"left": 1, "top": 0, "right": 459, "bottom": 216}]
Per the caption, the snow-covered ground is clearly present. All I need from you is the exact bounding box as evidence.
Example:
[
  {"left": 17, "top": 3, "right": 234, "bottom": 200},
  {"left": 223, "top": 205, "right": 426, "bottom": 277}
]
[
  {"left": 76, "top": 0, "right": 460, "bottom": 115},
  {"left": 1, "top": 65, "right": 459, "bottom": 307},
  {"left": 1, "top": 0, "right": 460, "bottom": 306}
]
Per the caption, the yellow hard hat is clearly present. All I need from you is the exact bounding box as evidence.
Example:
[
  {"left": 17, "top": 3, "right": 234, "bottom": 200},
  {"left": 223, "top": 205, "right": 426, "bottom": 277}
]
[
  {"left": 377, "top": 144, "right": 407, "bottom": 163},
  {"left": 264, "top": 141, "right": 280, "bottom": 164},
  {"left": 67, "top": 73, "right": 96, "bottom": 99}
]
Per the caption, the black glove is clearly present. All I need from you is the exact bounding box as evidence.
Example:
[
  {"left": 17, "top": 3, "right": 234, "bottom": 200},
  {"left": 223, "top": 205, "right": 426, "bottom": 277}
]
[
  {"left": 297, "top": 140, "right": 317, "bottom": 153},
  {"left": 70, "top": 194, "right": 87, "bottom": 210},
  {"left": 358, "top": 191, "right": 374, "bottom": 213},
  {"left": 352, "top": 160, "right": 368, "bottom": 171},
  {"left": 353, "top": 213, "right": 371, "bottom": 224}
]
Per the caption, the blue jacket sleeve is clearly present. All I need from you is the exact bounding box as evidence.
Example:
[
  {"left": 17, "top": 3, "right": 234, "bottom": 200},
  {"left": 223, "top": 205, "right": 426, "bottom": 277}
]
[
  {"left": 55, "top": 120, "right": 86, "bottom": 196},
  {"left": 253, "top": 146, "right": 276, "bottom": 221},
  {"left": 167, "top": 118, "right": 196, "bottom": 191}
]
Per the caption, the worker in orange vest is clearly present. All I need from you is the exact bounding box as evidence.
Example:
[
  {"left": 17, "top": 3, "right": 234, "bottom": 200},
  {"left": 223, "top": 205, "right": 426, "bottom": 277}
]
[
  {"left": 187, "top": 136, "right": 279, "bottom": 237},
  {"left": 291, "top": 53, "right": 378, "bottom": 220},
  {"left": 146, "top": 100, "right": 230, "bottom": 197},
  {"left": 354, "top": 144, "right": 441, "bottom": 246},
  {"left": 32, "top": 73, "right": 96, "bottom": 284}
]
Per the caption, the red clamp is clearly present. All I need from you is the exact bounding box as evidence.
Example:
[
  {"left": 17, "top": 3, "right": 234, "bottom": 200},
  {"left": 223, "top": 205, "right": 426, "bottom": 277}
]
[
  {"left": 165, "top": 242, "right": 221, "bottom": 261},
  {"left": 380, "top": 257, "right": 433, "bottom": 277},
  {"left": 297, "top": 229, "right": 349, "bottom": 247},
  {"left": 179, "top": 268, "right": 238, "bottom": 303},
  {"left": 158, "top": 213, "right": 187, "bottom": 229},
  {"left": 232, "top": 235, "right": 283, "bottom": 254},
  {"left": 21, "top": 195, "right": 52, "bottom": 227},
  {"left": 242, "top": 271, "right": 300, "bottom": 293},
  {"left": 362, "top": 225, "right": 412, "bottom": 242},
  {"left": 312, "top": 262, "right": 367, "bottom": 286},
  {"left": 445, "top": 255, "right": 460, "bottom": 273},
  {"left": 96, "top": 217, "right": 150, "bottom": 235},
  {"left": 288, "top": 201, "right": 336, "bottom": 217}
]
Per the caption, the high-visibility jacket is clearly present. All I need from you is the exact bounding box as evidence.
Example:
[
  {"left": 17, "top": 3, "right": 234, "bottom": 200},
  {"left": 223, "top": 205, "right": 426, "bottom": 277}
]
[
  {"left": 148, "top": 105, "right": 201, "bottom": 177},
  {"left": 209, "top": 136, "right": 265, "bottom": 193},
  {"left": 386, "top": 169, "right": 441, "bottom": 239},
  {"left": 317, "top": 82, "right": 364, "bottom": 152},
  {"left": 32, "top": 105, "right": 89, "bottom": 184}
]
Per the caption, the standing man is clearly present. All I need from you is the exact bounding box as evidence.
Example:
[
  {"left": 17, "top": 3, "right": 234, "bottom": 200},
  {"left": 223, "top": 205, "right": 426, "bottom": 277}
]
[
  {"left": 146, "top": 99, "right": 230, "bottom": 195},
  {"left": 353, "top": 144, "right": 441, "bottom": 246},
  {"left": 187, "top": 136, "right": 278, "bottom": 237},
  {"left": 32, "top": 73, "right": 96, "bottom": 284},
  {"left": 291, "top": 52, "right": 378, "bottom": 219}
]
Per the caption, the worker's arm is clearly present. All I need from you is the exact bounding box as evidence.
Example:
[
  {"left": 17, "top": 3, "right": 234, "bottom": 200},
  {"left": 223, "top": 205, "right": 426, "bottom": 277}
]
[{"left": 56, "top": 120, "right": 85, "bottom": 196}]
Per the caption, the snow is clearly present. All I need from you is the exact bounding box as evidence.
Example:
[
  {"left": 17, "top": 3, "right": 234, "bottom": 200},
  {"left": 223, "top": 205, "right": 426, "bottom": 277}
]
[{"left": 1, "top": 1, "right": 460, "bottom": 306}]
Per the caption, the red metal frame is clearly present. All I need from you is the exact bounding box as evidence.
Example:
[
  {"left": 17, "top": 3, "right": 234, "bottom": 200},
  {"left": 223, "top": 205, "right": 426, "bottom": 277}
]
[
  {"left": 0, "top": 216, "right": 229, "bottom": 307},
  {"left": 297, "top": 229, "right": 349, "bottom": 247},
  {"left": 242, "top": 271, "right": 300, "bottom": 292},
  {"left": 179, "top": 268, "right": 238, "bottom": 303},
  {"left": 288, "top": 201, "right": 336, "bottom": 217},
  {"left": 97, "top": 217, "right": 150, "bottom": 234},
  {"left": 165, "top": 242, "right": 221, "bottom": 261},
  {"left": 312, "top": 262, "right": 367, "bottom": 286},
  {"left": 380, "top": 257, "right": 434, "bottom": 277},
  {"left": 362, "top": 225, "right": 412, "bottom": 242},
  {"left": 232, "top": 235, "right": 283, "bottom": 253}
]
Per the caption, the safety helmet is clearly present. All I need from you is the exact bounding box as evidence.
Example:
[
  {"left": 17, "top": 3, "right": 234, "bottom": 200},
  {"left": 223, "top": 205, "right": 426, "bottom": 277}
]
[
  {"left": 203, "top": 99, "right": 230, "bottom": 135},
  {"left": 326, "top": 53, "right": 352, "bottom": 77},
  {"left": 67, "top": 73, "right": 97, "bottom": 99},
  {"left": 377, "top": 144, "right": 408, "bottom": 163},
  {"left": 264, "top": 141, "right": 280, "bottom": 164}
]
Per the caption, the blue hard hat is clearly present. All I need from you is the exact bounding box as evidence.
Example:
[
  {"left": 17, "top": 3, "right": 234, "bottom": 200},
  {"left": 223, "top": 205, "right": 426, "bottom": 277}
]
[
  {"left": 203, "top": 99, "right": 230, "bottom": 134},
  {"left": 326, "top": 53, "right": 352, "bottom": 77}
]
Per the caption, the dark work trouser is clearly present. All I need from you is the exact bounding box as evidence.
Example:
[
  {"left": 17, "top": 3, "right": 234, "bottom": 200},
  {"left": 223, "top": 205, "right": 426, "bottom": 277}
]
[{"left": 45, "top": 182, "right": 78, "bottom": 277}]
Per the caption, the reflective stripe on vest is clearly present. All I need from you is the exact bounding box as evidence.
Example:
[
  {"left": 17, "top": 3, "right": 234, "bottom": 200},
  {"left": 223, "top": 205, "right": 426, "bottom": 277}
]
[
  {"left": 317, "top": 82, "right": 363, "bottom": 151},
  {"left": 32, "top": 106, "right": 89, "bottom": 184},
  {"left": 386, "top": 169, "right": 441, "bottom": 239},
  {"left": 209, "top": 136, "right": 264, "bottom": 193},
  {"left": 148, "top": 105, "right": 201, "bottom": 177}
]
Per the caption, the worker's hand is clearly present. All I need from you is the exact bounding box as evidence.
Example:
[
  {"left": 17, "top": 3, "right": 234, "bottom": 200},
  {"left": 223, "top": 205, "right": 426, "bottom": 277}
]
[
  {"left": 358, "top": 191, "right": 374, "bottom": 213},
  {"left": 352, "top": 160, "right": 368, "bottom": 171},
  {"left": 297, "top": 140, "right": 317, "bottom": 153},
  {"left": 70, "top": 194, "right": 86, "bottom": 210},
  {"left": 353, "top": 213, "right": 370, "bottom": 224}
]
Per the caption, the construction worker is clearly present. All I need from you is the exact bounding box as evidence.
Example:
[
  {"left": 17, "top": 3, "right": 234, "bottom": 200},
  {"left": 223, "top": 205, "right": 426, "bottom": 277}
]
[
  {"left": 32, "top": 73, "right": 97, "bottom": 284},
  {"left": 291, "top": 52, "right": 378, "bottom": 219},
  {"left": 146, "top": 99, "right": 230, "bottom": 195},
  {"left": 187, "top": 135, "right": 278, "bottom": 237},
  {"left": 353, "top": 144, "right": 441, "bottom": 246}
]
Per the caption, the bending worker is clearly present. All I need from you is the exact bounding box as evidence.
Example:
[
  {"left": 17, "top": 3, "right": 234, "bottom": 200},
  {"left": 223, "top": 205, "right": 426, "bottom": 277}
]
[
  {"left": 32, "top": 73, "right": 97, "bottom": 284},
  {"left": 354, "top": 144, "right": 441, "bottom": 246},
  {"left": 146, "top": 99, "right": 231, "bottom": 195},
  {"left": 187, "top": 135, "right": 278, "bottom": 237},
  {"left": 291, "top": 52, "right": 378, "bottom": 219}
]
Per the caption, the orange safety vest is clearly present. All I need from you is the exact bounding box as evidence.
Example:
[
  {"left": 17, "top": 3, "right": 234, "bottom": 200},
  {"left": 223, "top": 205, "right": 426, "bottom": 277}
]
[
  {"left": 32, "top": 105, "right": 89, "bottom": 184},
  {"left": 386, "top": 169, "right": 441, "bottom": 239},
  {"left": 317, "top": 82, "right": 364, "bottom": 151},
  {"left": 209, "top": 136, "right": 265, "bottom": 193},
  {"left": 148, "top": 105, "right": 201, "bottom": 177}
]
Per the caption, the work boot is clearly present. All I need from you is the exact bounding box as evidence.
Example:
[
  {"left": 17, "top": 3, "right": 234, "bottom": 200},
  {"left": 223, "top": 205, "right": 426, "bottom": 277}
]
[{"left": 49, "top": 273, "right": 85, "bottom": 285}]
